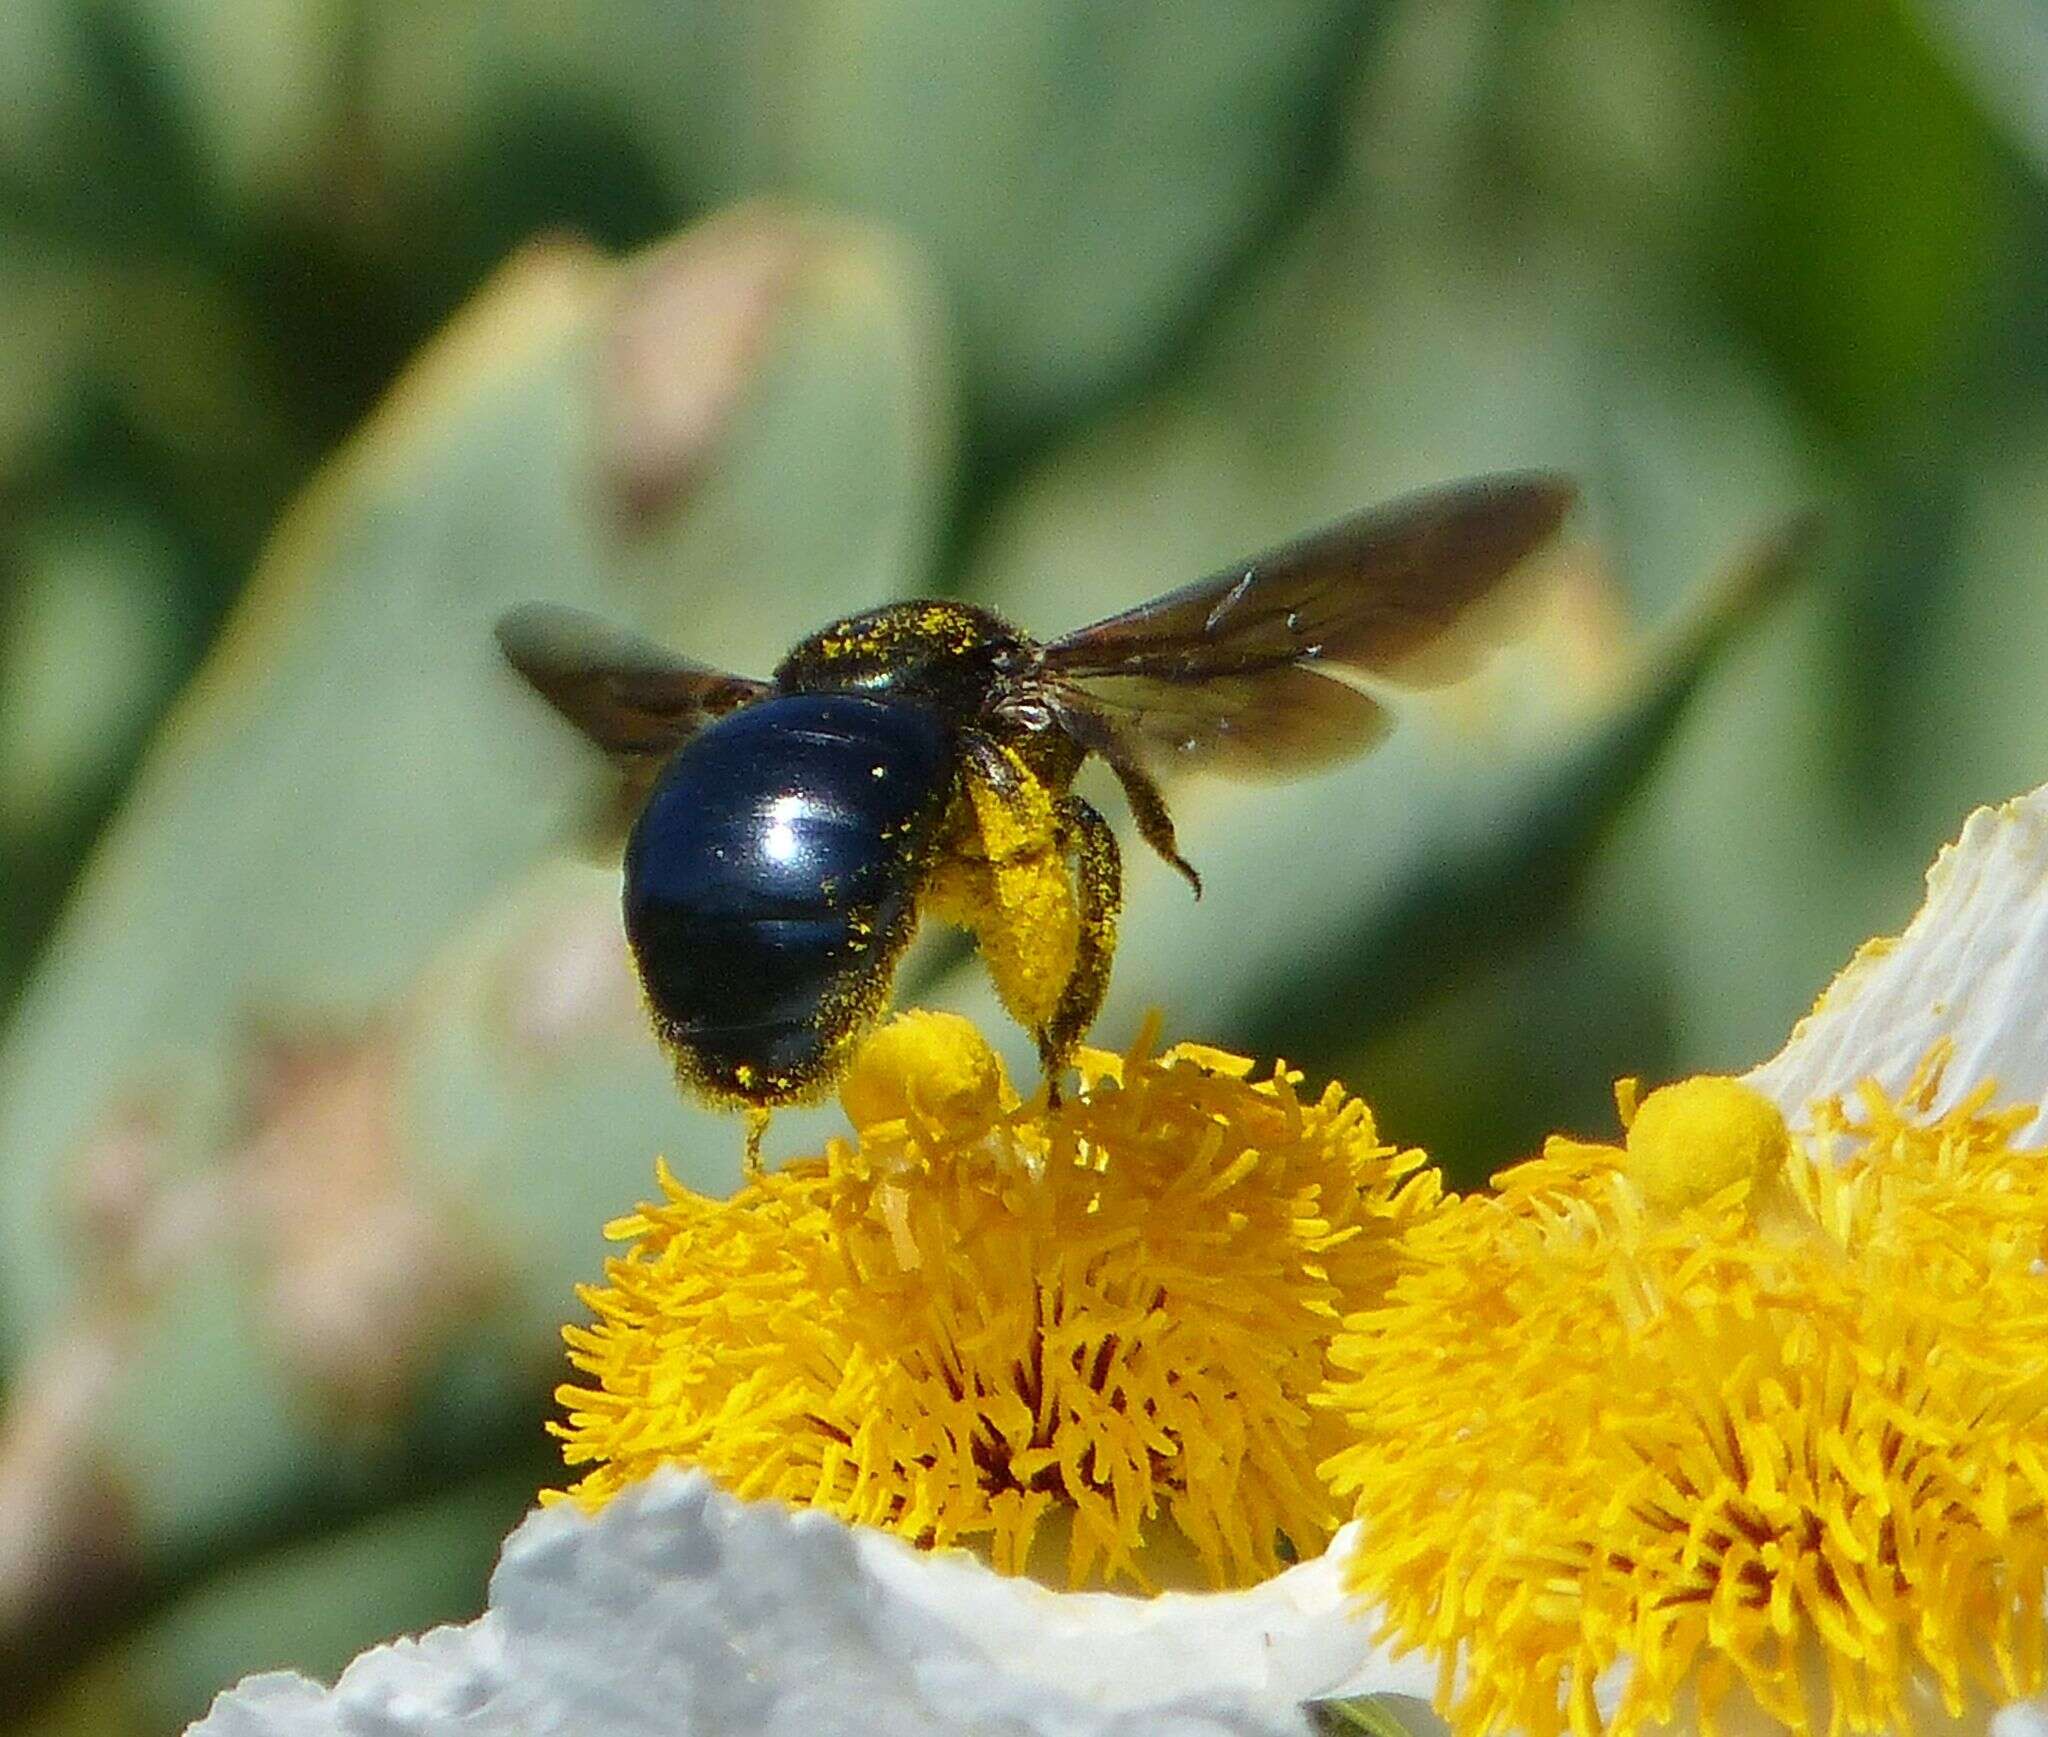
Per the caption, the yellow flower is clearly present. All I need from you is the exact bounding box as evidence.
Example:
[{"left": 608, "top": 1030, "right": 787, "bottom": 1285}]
[
  {"left": 1322, "top": 1054, "right": 2048, "bottom": 1737},
  {"left": 551, "top": 1011, "right": 1438, "bottom": 1592}
]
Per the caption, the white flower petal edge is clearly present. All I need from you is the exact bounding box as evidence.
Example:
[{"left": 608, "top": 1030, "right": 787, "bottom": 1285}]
[
  {"left": 1747, "top": 781, "right": 2048, "bottom": 1142},
  {"left": 187, "top": 1467, "right": 1430, "bottom": 1737}
]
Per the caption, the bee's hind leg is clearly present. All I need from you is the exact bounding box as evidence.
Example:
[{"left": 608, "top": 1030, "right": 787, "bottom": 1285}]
[{"left": 1037, "top": 794, "right": 1123, "bottom": 1103}]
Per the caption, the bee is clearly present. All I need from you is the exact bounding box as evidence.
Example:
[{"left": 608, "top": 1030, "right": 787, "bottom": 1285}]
[{"left": 498, "top": 473, "right": 1573, "bottom": 1153}]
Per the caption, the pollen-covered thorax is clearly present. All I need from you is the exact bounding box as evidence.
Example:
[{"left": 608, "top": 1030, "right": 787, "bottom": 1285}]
[{"left": 775, "top": 598, "right": 1027, "bottom": 708}]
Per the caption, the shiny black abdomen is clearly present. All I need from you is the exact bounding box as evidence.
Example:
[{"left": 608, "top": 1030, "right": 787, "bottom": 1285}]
[{"left": 622, "top": 692, "right": 954, "bottom": 1102}]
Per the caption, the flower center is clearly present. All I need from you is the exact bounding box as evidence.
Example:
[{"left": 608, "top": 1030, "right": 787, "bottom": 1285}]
[
  {"left": 551, "top": 1013, "right": 1440, "bottom": 1593},
  {"left": 1323, "top": 1067, "right": 2048, "bottom": 1737}
]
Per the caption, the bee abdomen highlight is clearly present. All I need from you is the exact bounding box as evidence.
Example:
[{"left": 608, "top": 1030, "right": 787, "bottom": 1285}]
[{"left": 622, "top": 692, "right": 952, "bottom": 1105}]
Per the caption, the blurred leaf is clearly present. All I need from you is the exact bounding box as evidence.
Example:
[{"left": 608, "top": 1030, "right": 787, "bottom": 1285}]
[
  {"left": 609, "top": 0, "right": 1370, "bottom": 439},
  {"left": 0, "top": 205, "right": 951, "bottom": 1713},
  {"left": 1338, "top": 924, "right": 1673, "bottom": 1188},
  {"left": 0, "top": 2, "right": 73, "bottom": 169},
  {"left": 1314, "top": 517, "right": 1814, "bottom": 1183},
  {"left": 1530, "top": 273, "right": 1888, "bottom": 1100},
  {"left": 1285, "top": 54, "right": 1903, "bottom": 1118},
  {"left": 0, "top": 497, "right": 182, "bottom": 840},
  {"left": 120, "top": 0, "right": 345, "bottom": 218},
  {"left": 1503, "top": 0, "right": 1742, "bottom": 264},
  {"left": 18, "top": 1455, "right": 548, "bottom": 1737},
  {"left": 0, "top": 259, "right": 95, "bottom": 484},
  {"left": 1912, "top": 0, "right": 2048, "bottom": 180},
  {"left": 1900, "top": 414, "right": 2048, "bottom": 827},
  {"left": 351, "top": 5, "right": 633, "bottom": 204},
  {"left": 0, "top": 0, "right": 220, "bottom": 262},
  {"left": 1584, "top": 576, "right": 1892, "bottom": 1082},
  {"left": 1722, "top": 0, "right": 2007, "bottom": 445}
]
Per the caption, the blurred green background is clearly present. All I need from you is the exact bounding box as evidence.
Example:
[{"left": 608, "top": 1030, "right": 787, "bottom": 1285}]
[{"left": 1, "top": 0, "right": 2045, "bottom": 1729}]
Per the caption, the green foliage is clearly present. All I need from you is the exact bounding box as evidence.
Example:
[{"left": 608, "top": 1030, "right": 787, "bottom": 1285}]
[
  {"left": 607, "top": 0, "right": 1368, "bottom": 440},
  {"left": 0, "top": 206, "right": 948, "bottom": 1724},
  {"left": 1307, "top": 1695, "right": 1450, "bottom": 1737},
  {"left": 1, "top": 0, "right": 2045, "bottom": 1729}
]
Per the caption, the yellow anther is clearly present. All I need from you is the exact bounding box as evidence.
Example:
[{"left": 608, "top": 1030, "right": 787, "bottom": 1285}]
[
  {"left": 838, "top": 1009, "right": 1009, "bottom": 1133},
  {"left": 1624, "top": 1074, "right": 1790, "bottom": 1212}
]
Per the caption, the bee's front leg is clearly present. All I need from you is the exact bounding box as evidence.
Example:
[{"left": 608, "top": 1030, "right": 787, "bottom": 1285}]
[
  {"left": 1100, "top": 751, "right": 1200, "bottom": 899},
  {"left": 1047, "top": 704, "right": 1201, "bottom": 898}
]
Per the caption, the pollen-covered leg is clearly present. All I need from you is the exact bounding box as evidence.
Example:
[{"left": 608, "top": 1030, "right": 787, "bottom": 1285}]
[
  {"left": 1037, "top": 795, "right": 1123, "bottom": 1093},
  {"left": 923, "top": 738, "right": 1080, "bottom": 1036}
]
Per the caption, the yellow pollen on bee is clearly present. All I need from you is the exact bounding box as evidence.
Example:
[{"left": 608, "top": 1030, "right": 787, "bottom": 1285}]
[{"left": 922, "top": 747, "right": 1078, "bottom": 1032}]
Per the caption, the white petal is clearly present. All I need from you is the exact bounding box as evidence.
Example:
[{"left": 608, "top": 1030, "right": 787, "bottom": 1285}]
[
  {"left": 1747, "top": 782, "right": 2048, "bottom": 1140},
  {"left": 187, "top": 1468, "right": 1427, "bottom": 1737}
]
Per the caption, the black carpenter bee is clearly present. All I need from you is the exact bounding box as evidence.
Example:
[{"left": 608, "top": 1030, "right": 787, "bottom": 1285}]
[{"left": 498, "top": 473, "right": 1573, "bottom": 1146}]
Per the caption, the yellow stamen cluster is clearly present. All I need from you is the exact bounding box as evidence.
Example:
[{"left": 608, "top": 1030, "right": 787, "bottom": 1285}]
[
  {"left": 1323, "top": 1062, "right": 2048, "bottom": 1737},
  {"left": 552, "top": 1013, "right": 1436, "bottom": 1591}
]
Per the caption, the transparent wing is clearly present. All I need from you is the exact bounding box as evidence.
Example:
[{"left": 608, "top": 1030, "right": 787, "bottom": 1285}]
[
  {"left": 1048, "top": 664, "right": 1390, "bottom": 778},
  {"left": 1040, "top": 473, "right": 1573, "bottom": 775},
  {"left": 495, "top": 603, "right": 769, "bottom": 764}
]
